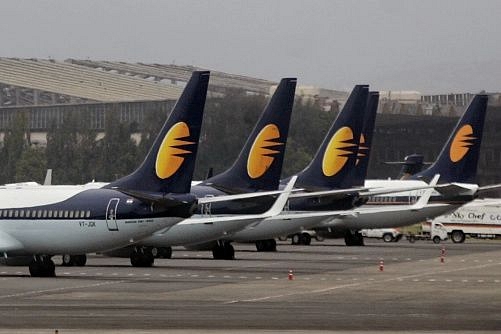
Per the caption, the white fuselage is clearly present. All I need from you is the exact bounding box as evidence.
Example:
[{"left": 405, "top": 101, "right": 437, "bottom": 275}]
[{"left": 0, "top": 184, "right": 184, "bottom": 256}]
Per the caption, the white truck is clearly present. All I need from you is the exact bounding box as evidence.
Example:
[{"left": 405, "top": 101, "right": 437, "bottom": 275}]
[
  {"left": 407, "top": 222, "right": 448, "bottom": 244},
  {"left": 428, "top": 198, "right": 501, "bottom": 243}
]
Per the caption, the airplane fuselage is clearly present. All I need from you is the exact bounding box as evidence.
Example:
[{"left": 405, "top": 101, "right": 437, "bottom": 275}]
[{"left": 0, "top": 185, "right": 194, "bottom": 256}]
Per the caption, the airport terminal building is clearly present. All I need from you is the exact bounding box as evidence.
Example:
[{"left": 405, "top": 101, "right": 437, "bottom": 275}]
[{"left": 0, "top": 58, "right": 500, "bottom": 186}]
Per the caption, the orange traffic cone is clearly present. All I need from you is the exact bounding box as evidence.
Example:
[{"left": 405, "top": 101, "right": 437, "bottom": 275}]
[
  {"left": 379, "top": 260, "right": 384, "bottom": 272},
  {"left": 288, "top": 269, "right": 294, "bottom": 280}
]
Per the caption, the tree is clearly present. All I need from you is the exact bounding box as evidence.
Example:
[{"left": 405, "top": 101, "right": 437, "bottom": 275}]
[{"left": 0, "top": 112, "right": 29, "bottom": 183}]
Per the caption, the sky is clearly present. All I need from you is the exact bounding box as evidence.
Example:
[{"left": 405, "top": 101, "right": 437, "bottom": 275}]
[{"left": 1, "top": 0, "right": 500, "bottom": 93}]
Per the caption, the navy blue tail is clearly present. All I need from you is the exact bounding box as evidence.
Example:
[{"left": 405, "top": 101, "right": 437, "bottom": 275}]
[
  {"left": 413, "top": 94, "right": 488, "bottom": 183},
  {"left": 295, "top": 85, "right": 369, "bottom": 190},
  {"left": 106, "top": 71, "right": 210, "bottom": 193},
  {"left": 350, "top": 91, "right": 379, "bottom": 186},
  {"left": 202, "top": 78, "right": 297, "bottom": 192}
]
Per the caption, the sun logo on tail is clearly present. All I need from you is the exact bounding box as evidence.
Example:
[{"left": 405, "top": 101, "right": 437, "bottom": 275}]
[
  {"left": 322, "top": 126, "right": 358, "bottom": 176},
  {"left": 247, "top": 124, "right": 283, "bottom": 179},
  {"left": 449, "top": 124, "right": 476, "bottom": 162},
  {"left": 155, "top": 122, "right": 195, "bottom": 179},
  {"left": 356, "top": 133, "right": 368, "bottom": 166}
]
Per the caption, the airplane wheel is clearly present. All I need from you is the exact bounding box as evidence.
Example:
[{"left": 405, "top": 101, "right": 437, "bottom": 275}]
[
  {"left": 291, "top": 234, "right": 301, "bottom": 245},
  {"left": 157, "top": 247, "right": 172, "bottom": 259},
  {"left": 130, "top": 250, "right": 154, "bottom": 267},
  {"left": 212, "top": 245, "right": 224, "bottom": 259},
  {"left": 255, "top": 241, "right": 265, "bottom": 252},
  {"left": 74, "top": 255, "right": 87, "bottom": 266},
  {"left": 29, "top": 257, "right": 56, "bottom": 277},
  {"left": 223, "top": 243, "right": 235, "bottom": 260},
  {"left": 265, "top": 239, "right": 277, "bottom": 252},
  {"left": 301, "top": 233, "right": 312, "bottom": 246},
  {"left": 61, "top": 254, "right": 74, "bottom": 266}
]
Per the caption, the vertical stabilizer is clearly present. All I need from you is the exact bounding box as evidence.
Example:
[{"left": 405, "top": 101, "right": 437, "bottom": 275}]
[
  {"left": 202, "top": 78, "right": 297, "bottom": 192},
  {"left": 413, "top": 94, "right": 488, "bottom": 183},
  {"left": 107, "top": 71, "right": 210, "bottom": 193},
  {"left": 295, "top": 85, "right": 369, "bottom": 190}
]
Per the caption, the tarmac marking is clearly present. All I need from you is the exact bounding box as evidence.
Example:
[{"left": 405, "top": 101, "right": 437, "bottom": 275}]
[
  {"left": 0, "top": 280, "right": 125, "bottom": 299},
  {"left": 224, "top": 260, "right": 501, "bottom": 304}
]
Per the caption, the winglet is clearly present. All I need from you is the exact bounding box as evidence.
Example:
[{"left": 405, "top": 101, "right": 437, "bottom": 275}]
[
  {"left": 264, "top": 175, "right": 297, "bottom": 216},
  {"left": 411, "top": 174, "right": 440, "bottom": 210}
]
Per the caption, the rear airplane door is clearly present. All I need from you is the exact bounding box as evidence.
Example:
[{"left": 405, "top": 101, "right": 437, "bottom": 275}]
[{"left": 106, "top": 198, "right": 120, "bottom": 231}]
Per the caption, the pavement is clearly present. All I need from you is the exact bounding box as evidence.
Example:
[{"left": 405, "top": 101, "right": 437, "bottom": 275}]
[{"left": 1, "top": 238, "right": 501, "bottom": 332}]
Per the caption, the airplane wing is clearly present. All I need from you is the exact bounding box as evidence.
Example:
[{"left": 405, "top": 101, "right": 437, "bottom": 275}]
[
  {"left": 287, "top": 184, "right": 434, "bottom": 200},
  {"left": 197, "top": 176, "right": 298, "bottom": 204},
  {"left": 154, "top": 177, "right": 297, "bottom": 233},
  {"left": 477, "top": 183, "right": 501, "bottom": 194},
  {"left": 0, "top": 231, "right": 24, "bottom": 253},
  {"left": 434, "top": 182, "right": 479, "bottom": 197}
]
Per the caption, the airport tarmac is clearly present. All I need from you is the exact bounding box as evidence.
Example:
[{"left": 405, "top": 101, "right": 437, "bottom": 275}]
[{"left": 1, "top": 239, "right": 501, "bottom": 332}]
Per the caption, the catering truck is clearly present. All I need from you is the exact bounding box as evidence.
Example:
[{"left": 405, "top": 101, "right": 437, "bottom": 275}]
[{"left": 427, "top": 198, "right": 501, "bottom": 243}]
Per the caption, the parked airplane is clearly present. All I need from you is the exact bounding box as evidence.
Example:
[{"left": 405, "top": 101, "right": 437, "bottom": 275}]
[
  {"left": 315, "top": 94, "right": 489, "bottom": 245},
  {"left": 0, "top": 71, "right": 215, "bottom": 276},
  {"left": 226, "top": 90, "right": 382, "bottom": 249},
  {"left": 93, "top": 77, "right": 298, "bottom": 264}
]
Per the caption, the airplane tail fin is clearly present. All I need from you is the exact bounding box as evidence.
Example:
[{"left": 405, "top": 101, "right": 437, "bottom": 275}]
[
  {"left": 202, "top": 78, "right": 297, "bottom": 192},
  {"left": 350, "top": 91, "right": 379, "bottom": 186},
  {"left": 295, "top": 85, "right": 369, "bottom": 190},
  {"left": 107, "top": 71, "right": 210, "bottom": 193},
  {"left": 413, "top": 94, "right": 488, "bottom": 184}
]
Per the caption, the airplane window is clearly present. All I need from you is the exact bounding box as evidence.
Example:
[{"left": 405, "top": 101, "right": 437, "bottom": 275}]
[
  {"left": 37, "top": 210, "right": 42, "bottom": 218},
  {"left": 64, "top": 211, "right": 68, "bottom": 218},
  {"left": 47, "top": 211, "right": 52, "bottom": 218},
  {"left": 25, "top": 210, "right": 30, "bottom": 218},
  {"left": 69, "top": 211, "right": 74, "bottom": 218},
  {"left": 14, "top": 210, "right": 19, "bottom": 218},
  {"left": 86, "top": 211, "right": 91, "bottom": 218},
  {"left": 8, "top": 210, "right": 13, "bottom": 218},
  {"left": 43, "top": 210, "right": 47, "bottom": 218},
  {"left": 0, "top": 210, "right": 3, "bottom": 217},
  {"left": 59, "top": 210, "right": 63, "bottom": 218},
  {"left": 53, "top": 211, "right": 58, "bottom": 218},
  {"left": 19, "top": 210, "right": 24, "bottom": 218},
  {"left": 80, "top": 210, "right": 85, "bottom": 218},
  {"left": 74, "top": 211, "right": 80, "bottom": 218},
  {"left": 32, "top": 210, "right": 36, "bottom": 217}
]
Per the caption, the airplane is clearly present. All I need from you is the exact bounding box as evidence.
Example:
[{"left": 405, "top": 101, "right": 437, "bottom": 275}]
[
  {"left": 312, "top": 94, "right": 490, "bottom": 245},
  {"left": 225, "top": 90, "right": 381, "bottom": 249},
  {"left": 90, "top": 77, "right": 298, "bottom": 264},
  {"left": 0, "top": 71, "right": 212, "bottom": 276}
]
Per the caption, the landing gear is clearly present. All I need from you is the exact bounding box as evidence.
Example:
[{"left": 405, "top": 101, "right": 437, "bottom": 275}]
[
  {"left": 291, "top": 233, "right": 312, "bottom": 245},
  {"left": 29, "top": 256, "right": 56, "bottom": 277},
  {"left": 130, "top": 248, "right": 154, "bottom": 267},
  {"left": 212, "top": 241, "right": 235, "bottom": 260},
  {"left": 155, "top": 247, "right": 173, "bottom": 259},
  {"left": 344, "top": 230, "right": 364, "bottom": 246},
  {"left": 255, "top": 239, "right": 277, "bottom": 252},
  {"left": 61, "top": 254, "right": 87, "bottom": 267}
]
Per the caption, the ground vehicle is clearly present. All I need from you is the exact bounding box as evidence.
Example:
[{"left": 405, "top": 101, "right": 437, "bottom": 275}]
[
  {"left": 361, "top": 228, "right": 403, "bottom": 242},
  {"left": 428, "top": 198, "right": 501, "bottom": 243},
  {"left": 407, "top": 222, "right": 448, "bottom": 244},
  {"left": 279, "top": 230, "right": 324, "bottom": 245}
]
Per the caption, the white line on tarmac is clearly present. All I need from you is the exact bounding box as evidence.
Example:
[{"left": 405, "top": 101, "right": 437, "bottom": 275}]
[{"left": 0, "top": 280, "right": 125, "bottom": 299}]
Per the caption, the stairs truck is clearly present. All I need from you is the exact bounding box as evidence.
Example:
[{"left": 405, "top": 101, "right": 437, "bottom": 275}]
[{"left": 427, "top": 198, "right": 501, "bottom": 243}]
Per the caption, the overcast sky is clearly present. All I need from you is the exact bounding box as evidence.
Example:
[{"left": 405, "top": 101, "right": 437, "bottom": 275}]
[{"left": 1, "top": 0, "right": 500, "bottom": 93}]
